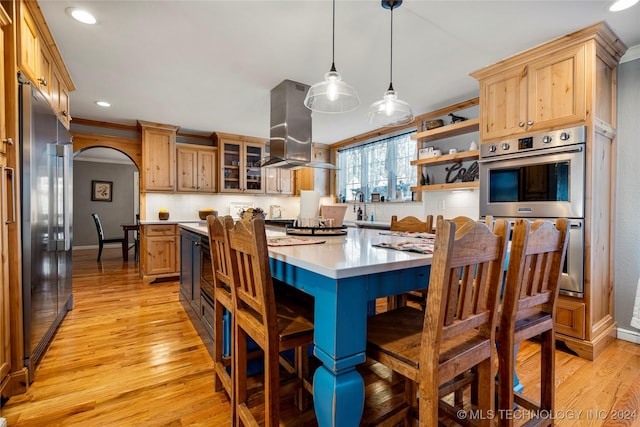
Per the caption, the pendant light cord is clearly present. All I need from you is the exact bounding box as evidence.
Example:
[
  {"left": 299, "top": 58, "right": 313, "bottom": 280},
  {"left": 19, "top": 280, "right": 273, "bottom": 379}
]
[
  {"left": 388, "top": 4, "right": 394, "bottom": 91},
  {"left": 331, "top": 0, "right": 336, "bottom": 71}
]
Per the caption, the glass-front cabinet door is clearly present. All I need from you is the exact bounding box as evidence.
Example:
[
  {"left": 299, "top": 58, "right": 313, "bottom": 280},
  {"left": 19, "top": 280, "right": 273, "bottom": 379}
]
[
  {"left": 243, "top": 142, "right": 264, "bottom": 193},
  {"left": 220, "top": 139, "right": 264, "bottom": 193},
  {"left": 221, "top": 142, "right": 241, "bottom": 191}
]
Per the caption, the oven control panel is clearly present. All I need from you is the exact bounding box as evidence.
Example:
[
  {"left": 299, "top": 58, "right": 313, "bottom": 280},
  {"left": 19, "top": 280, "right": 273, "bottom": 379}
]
[{"left": 480, "top": 126, "right": 586, "bottom": 159}]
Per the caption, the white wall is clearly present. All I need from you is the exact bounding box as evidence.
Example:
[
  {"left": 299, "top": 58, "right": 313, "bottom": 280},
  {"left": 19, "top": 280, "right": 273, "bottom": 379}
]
[{"left": 614, "top": 53, "right": 640, "bottom": 343}]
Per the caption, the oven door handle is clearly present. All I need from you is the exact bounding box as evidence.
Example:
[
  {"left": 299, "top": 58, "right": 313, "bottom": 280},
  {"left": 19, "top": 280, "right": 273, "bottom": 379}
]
[{"left": 478, "top": 144, "right": 584, "bottom": 163}]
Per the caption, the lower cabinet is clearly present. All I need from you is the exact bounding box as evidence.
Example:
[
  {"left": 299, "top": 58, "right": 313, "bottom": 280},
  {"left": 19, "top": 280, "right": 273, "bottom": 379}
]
[
  {"left": 179, "top": 227, "right": 231, "bottom": 359},
  {"left": 556, "top": 296, "right": 586, "bottom": 339},
  {"left": 180, "top": 229, "right": 201, "bottom": 312},
  {"left": 140, "top": 224, "right": 179, "bottom": 283}
]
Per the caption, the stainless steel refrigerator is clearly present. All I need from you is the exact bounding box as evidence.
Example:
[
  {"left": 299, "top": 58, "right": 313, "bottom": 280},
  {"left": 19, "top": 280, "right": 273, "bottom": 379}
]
[{"left": 19, "top": 77, "right": 73, "bottom": 381}]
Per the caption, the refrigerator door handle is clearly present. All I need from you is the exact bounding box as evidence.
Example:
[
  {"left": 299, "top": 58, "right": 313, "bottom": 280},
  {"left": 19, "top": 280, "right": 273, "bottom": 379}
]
[
  {"left": 3, "top": 166, "right": 16, "bottom": 224},
  {"left": 59, "top": 144, "right": 72, "bottom": 251}
]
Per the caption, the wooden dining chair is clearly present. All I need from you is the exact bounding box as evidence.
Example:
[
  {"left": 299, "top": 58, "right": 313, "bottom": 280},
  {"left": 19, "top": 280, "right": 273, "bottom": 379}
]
[
  {"left": 386, "top": 215, "right": 435, "bottom": 311},
  {"left": 496, "top": 218, "right": 569, "bottom": 427},
  {"left": 390, "top": 215, "right": 434, "bottom": 233},
  {"left": 226, "top": 217, "right": 316, "bottom": 426},
  {"left": 206, "top": 215, "right": 235, "bottom": 410},
  {"left": 366, "top": 217, "right": 509, "bottom": 426},
  {"left": 91, "top": 213, "right": 126, "bottom": 261}
]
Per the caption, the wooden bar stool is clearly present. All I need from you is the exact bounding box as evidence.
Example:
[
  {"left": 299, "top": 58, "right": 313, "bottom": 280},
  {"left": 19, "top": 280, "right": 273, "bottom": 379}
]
[
  {"left": 206, "top": 216, "right": 235, "bottom": 412},
  {"left": 366, "top": 217, "right": 509, "bottom": 426},
  {"left": 227, "top": 218, "right": 316, "bottom": 426},
  {"left": 497, "top": 218, "right": 569, "bottom": 427}
]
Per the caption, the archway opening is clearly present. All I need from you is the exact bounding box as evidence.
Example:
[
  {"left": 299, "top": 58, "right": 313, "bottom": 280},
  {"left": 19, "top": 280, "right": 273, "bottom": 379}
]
[{"left": 73, "top": 147, "right": 139, "bottom": 252}]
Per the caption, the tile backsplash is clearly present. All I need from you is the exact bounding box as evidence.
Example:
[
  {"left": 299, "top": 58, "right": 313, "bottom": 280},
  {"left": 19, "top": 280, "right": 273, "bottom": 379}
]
[
  {"left": 144, "top": 190, "right": 479, "bottom": 224},
  {"left": 144, "top": 193, "right": 330, "bottom": 221}
]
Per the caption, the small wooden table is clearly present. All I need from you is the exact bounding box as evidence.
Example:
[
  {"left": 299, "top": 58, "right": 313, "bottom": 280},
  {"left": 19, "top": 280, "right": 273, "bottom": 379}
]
[{"left": 121, "top": 224, "right": 139, "bottom": 261}]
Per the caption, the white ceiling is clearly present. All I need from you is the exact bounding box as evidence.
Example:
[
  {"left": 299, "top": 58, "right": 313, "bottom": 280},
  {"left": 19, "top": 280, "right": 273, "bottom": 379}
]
[{"left": 39, "top": 1, "right": 640, "bottom": 145}]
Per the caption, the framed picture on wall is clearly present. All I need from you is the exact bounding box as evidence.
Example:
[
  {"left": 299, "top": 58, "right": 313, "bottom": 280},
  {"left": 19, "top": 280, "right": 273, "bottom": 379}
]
[{"left": 92, "top": 180, "right": 113, "bottom": 202}]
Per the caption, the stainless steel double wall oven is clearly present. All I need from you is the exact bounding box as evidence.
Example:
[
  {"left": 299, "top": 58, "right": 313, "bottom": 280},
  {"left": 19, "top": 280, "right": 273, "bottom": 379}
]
[{"left": 478, "top": 126, "right": 586, "bottom": 297}]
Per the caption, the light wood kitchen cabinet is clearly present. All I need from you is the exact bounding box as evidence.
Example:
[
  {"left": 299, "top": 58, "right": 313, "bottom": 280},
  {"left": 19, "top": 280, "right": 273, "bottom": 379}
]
[
  {"left": 265, "top": 168, "right": 293, "bottom": 195},
  {"left": 51, "top": 65, "right": 70, "bottom": 127},
  {"left": 18, "top": 1, "right": 38, "bottom": 84},
  {"left": 295, "top": 144, "right": 330, "bottom": 195},
  {"left": 176, "top": 144, "right": 218, "bottom": 193},
  {"left": 473, "top": 44, "right": 586, "bottom": 142},
  {"left": 37, "top": 40, "right": 52, "bottom": 100},
  {"left": 139, "top": 120, "right": 179, "bottom": 192},
  {"left": 214, "top": 133, "right": 265, "bottom": 194},
  {"left": 472, "top": 22, "right": 626, "bottom": 360},
  {"left": 18, "top": 1, "right": 74, "bottom": 128},
  {"left": 140, "top": 224, "right": 179, "bottom": 283},
  {"left": 0, "top": 3, "right": 12, "bottom": 390}
]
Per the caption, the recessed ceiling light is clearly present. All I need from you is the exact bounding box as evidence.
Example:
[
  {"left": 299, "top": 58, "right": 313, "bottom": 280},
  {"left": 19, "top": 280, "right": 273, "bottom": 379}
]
[
  {"left": 96, "top": 101, "right": 111, "bottom": 108},
  {"left": 66, "top": 8, "right": 97, "bottom": 24},
  {"left": 609, "top": 0, "right": 639, "bottom": 11}
]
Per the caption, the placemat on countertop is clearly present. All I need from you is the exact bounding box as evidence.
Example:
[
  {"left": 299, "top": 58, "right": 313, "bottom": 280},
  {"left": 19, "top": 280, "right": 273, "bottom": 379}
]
[
  {"left": 267, "top": 236, "right": 326, "bottom": 247},
  {"left": 373, "top": 241, "right": 434, "bottom": 254}
]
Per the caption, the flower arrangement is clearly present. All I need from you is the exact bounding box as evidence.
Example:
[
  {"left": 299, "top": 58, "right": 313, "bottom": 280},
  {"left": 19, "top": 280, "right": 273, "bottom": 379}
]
[{"left": 240, "top": 207, "right": 265, "bottom": 220}]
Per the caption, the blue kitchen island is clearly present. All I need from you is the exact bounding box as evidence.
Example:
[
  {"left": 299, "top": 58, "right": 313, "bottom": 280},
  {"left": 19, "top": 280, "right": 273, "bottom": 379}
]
[{"left": 180, "top": 223, "right": 432, "bottom": 426}]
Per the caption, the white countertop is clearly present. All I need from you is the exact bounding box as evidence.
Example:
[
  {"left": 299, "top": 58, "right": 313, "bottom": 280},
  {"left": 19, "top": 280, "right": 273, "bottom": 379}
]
[
  {"left": 140, "top": 220, "right": 202, "bottom": 225},
  {"left": 179, "top": 223, "right": 432, "bottom": 280},
  {"left": 345, "top": 220, "right": 392, "bottom": 229}
]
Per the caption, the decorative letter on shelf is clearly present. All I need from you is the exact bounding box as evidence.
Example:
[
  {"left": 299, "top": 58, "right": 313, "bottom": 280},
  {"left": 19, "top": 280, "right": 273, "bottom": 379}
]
[{"left": 445, "top": 161, "right": 479, "bottom": 184}]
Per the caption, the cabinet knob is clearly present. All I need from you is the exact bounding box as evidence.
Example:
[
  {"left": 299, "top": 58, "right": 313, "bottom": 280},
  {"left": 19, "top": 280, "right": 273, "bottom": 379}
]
[
  {"left": 38, "top": 77, "right": 48, "bottom": 87},
  {"left": 194, "top": 242, "right": 200, "bottom": 246},
  {"left": 62, "top": 111, "right": 68, "bottom": 117},
  {"left": 527, "top": 120, "right": 534, "bottom": 126},
  {"left": 518, "top": 122, "right": 525, "bottom": 127},
  {"left": 3, "top": 138, "right": 13, "bottom": 146},
  {"left": 542, "top": 136, "right": 553, "bottom": 144}
]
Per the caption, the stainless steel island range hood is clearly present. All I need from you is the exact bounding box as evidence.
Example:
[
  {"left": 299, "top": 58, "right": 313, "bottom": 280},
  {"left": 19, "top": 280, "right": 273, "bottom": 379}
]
[{"left": 260, "top": 79, "right": 337, "bottom": 169}]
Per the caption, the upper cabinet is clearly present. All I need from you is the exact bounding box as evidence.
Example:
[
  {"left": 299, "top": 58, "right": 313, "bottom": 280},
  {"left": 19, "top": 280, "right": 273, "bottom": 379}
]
[
  {"left": 18, "top": 1, "right": 74, "bottom": 128},
  {"left": 214, "top": 132, "right": 265, "bottom": 194},
  {"left": 474, "top": 44, "right": 586, "bottom": 141},
  {"left": 18, "top": 2, "right": 38, "bottom": 83},
  {"left": 51, "top": 66, "right": 70, "bottom": 126},
  {"left": 295, "top": 144, "right": 330, "bottom": 196},
  {"left": 140, "top": 120, "right": 179, "bottom": 192},
  {"left": 176, "top": 144, "right": 218, "bottom": 193},
  {"left": 265, "top": 169, "right": 293, "bottom": 195}
]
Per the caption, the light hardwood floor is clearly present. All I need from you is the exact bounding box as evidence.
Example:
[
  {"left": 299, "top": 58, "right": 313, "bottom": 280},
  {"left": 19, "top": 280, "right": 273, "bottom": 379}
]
[
  {"left": 1, "top": 247, "right": 640, "bottom": 426},
  {"left": 2, "top": 248, "right": 230, "bottom": 426}
]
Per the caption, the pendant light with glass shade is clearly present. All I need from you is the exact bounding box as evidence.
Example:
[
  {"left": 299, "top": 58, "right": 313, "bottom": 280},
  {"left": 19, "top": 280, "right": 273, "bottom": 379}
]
[
  {"left": 368, "top": 0, "right": 413, "bottom": 127},
  {"left": 304, "top": 0, "right": 360, "bottom": 113}
]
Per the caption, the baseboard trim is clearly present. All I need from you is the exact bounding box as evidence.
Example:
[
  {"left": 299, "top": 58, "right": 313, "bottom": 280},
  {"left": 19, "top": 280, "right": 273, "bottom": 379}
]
[
  {"left": 616, "top": 327, "right": 640, "bottom": 344},
  {"left": 73, "top": 244, "right": 121, "bottom": 250}
]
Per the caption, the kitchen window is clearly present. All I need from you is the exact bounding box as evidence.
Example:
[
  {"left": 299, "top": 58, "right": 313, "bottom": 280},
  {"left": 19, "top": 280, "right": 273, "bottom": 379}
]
[{"left": 336, "top": 131, "right": 417, "bottom": 202}]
